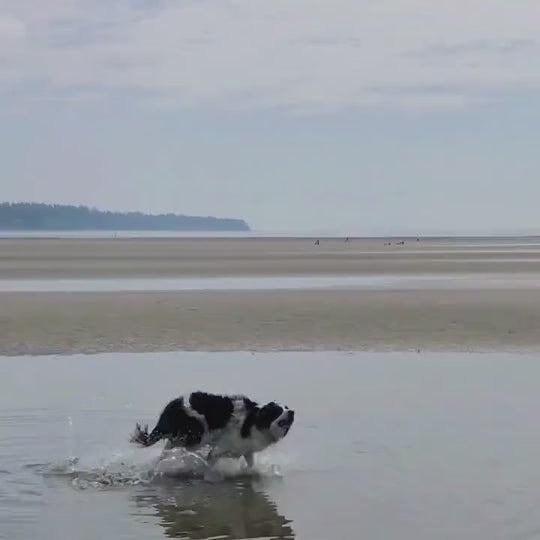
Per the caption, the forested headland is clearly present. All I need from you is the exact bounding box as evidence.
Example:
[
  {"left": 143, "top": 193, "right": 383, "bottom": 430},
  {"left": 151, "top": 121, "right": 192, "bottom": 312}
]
[{"left": 0, "top": 203, "right": 250, "bottom": 231}]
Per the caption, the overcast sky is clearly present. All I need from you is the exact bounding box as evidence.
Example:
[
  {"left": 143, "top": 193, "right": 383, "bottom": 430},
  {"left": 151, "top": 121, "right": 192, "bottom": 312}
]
[{"left": 1, "top": 0, "right": 539, "bottom": 235}]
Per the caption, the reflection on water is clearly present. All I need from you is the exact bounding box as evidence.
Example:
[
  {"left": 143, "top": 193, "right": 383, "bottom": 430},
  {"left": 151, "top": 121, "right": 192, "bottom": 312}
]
[{"left": 133, "top": 478, "right": 295, "bottom": 539}]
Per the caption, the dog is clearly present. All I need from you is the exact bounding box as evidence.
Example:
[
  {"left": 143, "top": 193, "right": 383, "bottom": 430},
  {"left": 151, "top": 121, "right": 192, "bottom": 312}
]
[{"left": 129, "top": 391, "right": 295, "bottom": 468}]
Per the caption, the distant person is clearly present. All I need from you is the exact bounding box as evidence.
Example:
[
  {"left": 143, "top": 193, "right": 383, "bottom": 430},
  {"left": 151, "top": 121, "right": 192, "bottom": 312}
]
[{"left": 314, "top": 239, "right": 320, "bottom": 245}]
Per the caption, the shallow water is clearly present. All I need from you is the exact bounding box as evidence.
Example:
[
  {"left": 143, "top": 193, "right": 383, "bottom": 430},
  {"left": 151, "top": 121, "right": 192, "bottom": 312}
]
[
  {"left": 0, "top": 274, "right": 401, "bottom": 292},
  {"left": 1, "top": 230, "right": 540, "bottom": 245},
  {"left": 2, "top": 351, "right": 540, "bottom": 539},
  {"left": 2, "top": 273, "right": 540, "bottom": 292}
]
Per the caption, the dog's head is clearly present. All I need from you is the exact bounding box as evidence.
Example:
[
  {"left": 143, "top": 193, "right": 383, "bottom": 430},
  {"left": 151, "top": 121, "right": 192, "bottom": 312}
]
[{"left": 254, "top": 402, "right": 295, "bottom": 443}]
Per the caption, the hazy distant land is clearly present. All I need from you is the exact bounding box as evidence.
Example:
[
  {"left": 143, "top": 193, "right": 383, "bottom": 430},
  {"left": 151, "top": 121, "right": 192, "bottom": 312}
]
[{"left": 0, "top": 203, "right": 250, "bottom": 231}]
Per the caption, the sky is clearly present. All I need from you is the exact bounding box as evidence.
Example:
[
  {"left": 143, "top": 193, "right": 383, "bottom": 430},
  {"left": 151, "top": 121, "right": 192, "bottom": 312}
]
[{"left": 0, "top": 0, "right": 539, "bottom": 235}]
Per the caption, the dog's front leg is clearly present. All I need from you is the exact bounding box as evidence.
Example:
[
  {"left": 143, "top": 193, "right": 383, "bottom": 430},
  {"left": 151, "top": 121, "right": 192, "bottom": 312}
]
[
  {"left": 206, "top": 448, "right": 221, "bottom": 468},
  {"left": 244, "top": 453, "right": 254, "bottom": 468}
]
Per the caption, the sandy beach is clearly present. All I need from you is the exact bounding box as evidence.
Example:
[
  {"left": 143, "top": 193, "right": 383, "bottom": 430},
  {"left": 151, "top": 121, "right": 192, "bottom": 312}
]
[
  {"left": 2, "top": 288, "right": 540, "bottom": 356},
  {"left": 1, "top": 236, "right": 540, "bottom": 355},
  {"left": 2, "top": 236, "right": 540, "bottom": 278}
]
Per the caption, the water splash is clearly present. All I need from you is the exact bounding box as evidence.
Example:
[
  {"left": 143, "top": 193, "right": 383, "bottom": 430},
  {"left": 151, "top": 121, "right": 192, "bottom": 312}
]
[
  {"left": 36, "top": 445, "right": 285, "bottom": 490},
  {"left": 38, "top": 453, "right": 158, "bottom": 489}
]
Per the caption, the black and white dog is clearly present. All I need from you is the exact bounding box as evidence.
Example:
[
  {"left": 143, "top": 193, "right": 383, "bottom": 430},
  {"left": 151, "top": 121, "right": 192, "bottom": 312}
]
[{"left": 129, "top": 391, "right": 295, "bottom": 468}]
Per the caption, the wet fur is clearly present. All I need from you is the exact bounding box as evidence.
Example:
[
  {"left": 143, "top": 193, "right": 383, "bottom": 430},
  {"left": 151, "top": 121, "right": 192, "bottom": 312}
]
[{"left": 130, "top": 391, "right": 294, "bottom": 467}]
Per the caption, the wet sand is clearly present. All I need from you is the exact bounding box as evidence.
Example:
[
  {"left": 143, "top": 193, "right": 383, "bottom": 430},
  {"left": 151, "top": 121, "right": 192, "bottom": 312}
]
[
  {"left": 2, "top": 236, "right": 540, "bottom": 278},
  {"left": 2, "top": 236, "right": 540, "bottom": 355},
  {"left": 2, "top": 288, "right": 540, "bottom": 356}
]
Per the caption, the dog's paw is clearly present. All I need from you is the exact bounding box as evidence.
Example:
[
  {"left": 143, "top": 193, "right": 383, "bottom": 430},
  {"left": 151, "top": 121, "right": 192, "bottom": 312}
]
[{"left": 129, "top": 422, "right": 150, "bottom": 446}]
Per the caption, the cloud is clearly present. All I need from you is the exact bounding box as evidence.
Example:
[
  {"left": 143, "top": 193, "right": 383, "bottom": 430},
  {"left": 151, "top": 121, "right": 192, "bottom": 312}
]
[
  {"left": 411, "top": 38, "right": 538, "bottom": 58},
  {"left": 1, "top": 0, "right": 539, "bottom": 112},
  {"left": 0, "top": 13, "right": 25, "bottom": 41}
]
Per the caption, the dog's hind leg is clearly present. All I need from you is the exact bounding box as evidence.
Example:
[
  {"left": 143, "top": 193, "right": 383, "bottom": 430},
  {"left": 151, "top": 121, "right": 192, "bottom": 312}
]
[
  {"left": 163, "top": 439, "right": 174, "bottom": 451},
  {"left": 158, "top": 439, "right": 174, "bottom": 459}
]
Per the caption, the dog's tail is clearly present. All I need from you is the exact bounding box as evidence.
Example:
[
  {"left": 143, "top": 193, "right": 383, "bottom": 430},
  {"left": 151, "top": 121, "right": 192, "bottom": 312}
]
[{"left": 129, "top": 422, "right": 163, "bottom": 447}]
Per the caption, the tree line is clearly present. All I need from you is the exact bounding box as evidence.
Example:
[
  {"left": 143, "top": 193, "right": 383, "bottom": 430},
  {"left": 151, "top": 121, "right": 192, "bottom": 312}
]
[{"left": 0, "top": 203, "right": 250, "bottom": 231}]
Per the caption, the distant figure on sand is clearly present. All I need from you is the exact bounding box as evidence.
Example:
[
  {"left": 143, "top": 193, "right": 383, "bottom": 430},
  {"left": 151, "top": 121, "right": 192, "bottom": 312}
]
[{"left": 314, "top": 239, "right": 320, "bottom": 245}]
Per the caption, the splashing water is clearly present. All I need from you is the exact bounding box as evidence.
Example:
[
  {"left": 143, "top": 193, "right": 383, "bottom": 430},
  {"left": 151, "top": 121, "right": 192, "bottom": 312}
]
[
  {"left": 36, "top": 444, "right": 285, "bottom": 490},
  {"left": 24, "top": 407, "right": 289, "bottom": 490}
]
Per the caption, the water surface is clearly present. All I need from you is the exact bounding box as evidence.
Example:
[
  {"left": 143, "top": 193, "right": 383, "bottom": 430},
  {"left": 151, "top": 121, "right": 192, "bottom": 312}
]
[
  {"left": 2, "top": 230, "right": 540, "bottom": 244},
  {"left": 2, "top": 351, "right": 540, "bottom": 539},
  {"left": 2, "top": 273, "right": 540, "bottom": 292}
]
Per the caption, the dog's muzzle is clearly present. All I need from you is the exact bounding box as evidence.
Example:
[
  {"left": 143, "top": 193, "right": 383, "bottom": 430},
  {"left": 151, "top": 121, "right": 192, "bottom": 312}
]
[{"left": 278, "top": 410, "right": 295, "bottom": 433}]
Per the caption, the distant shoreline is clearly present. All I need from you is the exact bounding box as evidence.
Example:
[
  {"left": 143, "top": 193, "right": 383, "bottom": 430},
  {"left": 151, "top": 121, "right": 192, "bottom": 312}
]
[
  {"left": 1, "top": 230, "right": 540, "bottom": 241},
  {"left": 1, "top": 235, "right": 540, "bottom": 279}
]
